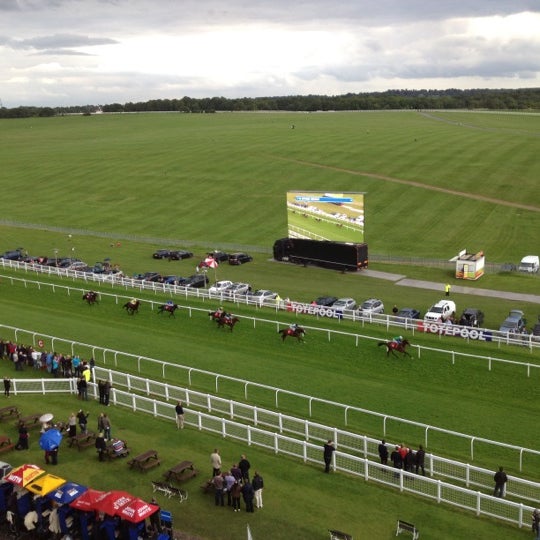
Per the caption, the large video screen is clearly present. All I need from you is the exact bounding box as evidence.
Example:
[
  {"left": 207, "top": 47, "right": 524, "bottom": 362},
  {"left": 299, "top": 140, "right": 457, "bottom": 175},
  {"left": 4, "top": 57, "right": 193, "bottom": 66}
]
[{"left": 286, "top": 191, "right": 365, "bottom": 243}]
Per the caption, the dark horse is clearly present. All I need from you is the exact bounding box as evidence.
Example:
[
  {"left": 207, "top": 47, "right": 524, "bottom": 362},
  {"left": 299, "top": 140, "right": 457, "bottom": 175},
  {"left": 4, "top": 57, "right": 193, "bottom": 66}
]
[
  {"left": 82, "top": 291, "right": 99, "bottom": 305},
  {"left": 157, "top": 303, "right": 179, "bottom": 317},
  {"left": 216, "top": 315, "right": 239, "bottom": 332},
  {"left": 378, "top": 339, "right": 412, "bottom": 358},
  {"left": 123, "top": 299, "right": 140, "bottom": 315},
  {"left": 279, "top": 326, "right": 306, "bottom": 342}
]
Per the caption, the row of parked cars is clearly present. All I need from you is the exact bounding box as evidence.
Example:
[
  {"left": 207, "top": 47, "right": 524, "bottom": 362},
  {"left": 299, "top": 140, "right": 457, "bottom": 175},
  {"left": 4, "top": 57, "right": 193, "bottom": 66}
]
[{"left": 152, "top": 249, "right": 253, "bottom": 266}]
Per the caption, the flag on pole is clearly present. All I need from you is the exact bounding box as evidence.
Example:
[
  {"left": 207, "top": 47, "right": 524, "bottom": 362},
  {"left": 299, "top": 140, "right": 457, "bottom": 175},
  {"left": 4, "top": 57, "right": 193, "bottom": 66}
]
[
  {"left": 247, "top": 524, "right": 254, "bottom": 540},
  {"left": 204, "top": 256, "right": 218, "bottom": 269}
]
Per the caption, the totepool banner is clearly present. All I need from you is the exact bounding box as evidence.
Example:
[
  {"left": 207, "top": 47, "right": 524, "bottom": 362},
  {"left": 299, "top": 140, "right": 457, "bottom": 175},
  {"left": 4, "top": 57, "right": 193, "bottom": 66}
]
[{"left": 418, "top": 321, "right": 493, "bottom": 341}]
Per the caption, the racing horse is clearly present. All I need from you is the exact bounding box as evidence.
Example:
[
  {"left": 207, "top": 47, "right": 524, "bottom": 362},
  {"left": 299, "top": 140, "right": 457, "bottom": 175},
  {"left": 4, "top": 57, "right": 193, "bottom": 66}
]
[
  {"left": 378, "top": 338, "right": 412, "bottom": 358},
  {"left": 123, "top": 299, "right": 140, "bottom": 315},
  {"left": 157, "top": 303, "right": 179, "bottom": 317},
  {"left": 279, "top": 326, "right": 306, "bottom": 342},
  {"left": 208, "top": 310, "right": 224, "bottom": 322},
  {"left": 82, "top": 291, "right": 99, "bottom": 305},
  {"left": 216, "top": 314, "right": 239, "bottom": 332}
]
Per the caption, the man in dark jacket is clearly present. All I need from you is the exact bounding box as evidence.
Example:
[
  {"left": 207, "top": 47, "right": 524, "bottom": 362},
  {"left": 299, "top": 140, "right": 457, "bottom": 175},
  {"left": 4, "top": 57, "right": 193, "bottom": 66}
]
[
  {"left": 239, "top": 454, "right": 251, "bottom": 482},
  {"left": 493, "top": 466, "right": 508, "bottom": 497},
  {"left": 390, "top": 445, "right": 403, "bottom": 477},
  {"left": 415, "top": 445, "right": 426, "bottom": 475},
  {"left": 242, "top": 481, "right": 255, "bottom": 513},
  {"left": 323, "top": 440, "right": 336, "bottom": 473},
  {"left": 378, "top": 439, "right": 388, "bottom": 465}
]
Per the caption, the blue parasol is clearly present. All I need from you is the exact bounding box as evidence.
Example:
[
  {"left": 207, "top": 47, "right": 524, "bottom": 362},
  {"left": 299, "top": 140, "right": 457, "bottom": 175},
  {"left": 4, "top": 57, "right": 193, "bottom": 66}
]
[
  {"left": 39, "top": 429, "right": 63, "bottom": 451},
  {"left": 47, "top": 481, "right": 88, "bottom": 504}
]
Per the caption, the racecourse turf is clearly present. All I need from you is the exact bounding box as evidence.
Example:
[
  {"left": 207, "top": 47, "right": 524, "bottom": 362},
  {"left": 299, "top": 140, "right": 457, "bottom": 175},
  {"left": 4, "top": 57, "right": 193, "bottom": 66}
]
[{"left": 0, "top": 111, "right": 539, "bottom": 539}]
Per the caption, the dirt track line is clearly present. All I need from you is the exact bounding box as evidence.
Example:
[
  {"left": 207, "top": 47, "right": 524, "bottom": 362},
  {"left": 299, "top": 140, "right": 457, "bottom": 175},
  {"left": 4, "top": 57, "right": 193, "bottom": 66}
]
[{"left": 276, "top": 157, "right": 540, "bottom": 213}]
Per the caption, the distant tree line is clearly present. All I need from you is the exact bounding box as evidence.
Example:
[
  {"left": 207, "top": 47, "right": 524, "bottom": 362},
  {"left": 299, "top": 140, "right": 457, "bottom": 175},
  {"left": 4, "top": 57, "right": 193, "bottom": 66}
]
[{"left": 1, "top": 88, "right": 539, "bottom": 118}]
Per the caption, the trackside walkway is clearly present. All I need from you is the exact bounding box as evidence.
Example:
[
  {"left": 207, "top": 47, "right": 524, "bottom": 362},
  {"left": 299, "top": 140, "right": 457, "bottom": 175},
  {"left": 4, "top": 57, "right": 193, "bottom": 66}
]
[{"left": 363, "top": 270, "right": 540, "bottom": 304}]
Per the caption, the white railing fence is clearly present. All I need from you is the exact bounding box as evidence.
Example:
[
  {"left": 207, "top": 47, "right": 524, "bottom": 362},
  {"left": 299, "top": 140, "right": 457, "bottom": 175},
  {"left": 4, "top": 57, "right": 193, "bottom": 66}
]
[
  {"left": 9, "top": 378, "right": 534, "bottom": 530},
  {"left": 90, "top": 366, "right": 540, "bottom": 503},
  {"left": 1, "top": 262, "right": 539, "bottom": 350},
  {"left": 2, "top": 323, "right": 539, "bottom": 473}
]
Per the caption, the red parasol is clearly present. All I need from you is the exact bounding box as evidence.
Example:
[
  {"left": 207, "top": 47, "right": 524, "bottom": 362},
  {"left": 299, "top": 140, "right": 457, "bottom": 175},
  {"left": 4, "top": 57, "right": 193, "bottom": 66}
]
[
  {"left": 69, "top": 488, "right": 108, "bottom": 511},
  {"left": 4, "top": 464, "right": 45, "bottom": 487},
  {"left": 92, "top": 490, "right": 135, "bottom": 516},
  {"left": 118, "top": 498, "right": 159, "bottom": 523}
]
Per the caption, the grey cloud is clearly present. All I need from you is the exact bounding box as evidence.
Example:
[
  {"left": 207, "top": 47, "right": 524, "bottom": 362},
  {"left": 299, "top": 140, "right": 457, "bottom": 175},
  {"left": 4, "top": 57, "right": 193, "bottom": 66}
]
[{"left": 8, "top": 34, "right": 117, "bottom": 50}]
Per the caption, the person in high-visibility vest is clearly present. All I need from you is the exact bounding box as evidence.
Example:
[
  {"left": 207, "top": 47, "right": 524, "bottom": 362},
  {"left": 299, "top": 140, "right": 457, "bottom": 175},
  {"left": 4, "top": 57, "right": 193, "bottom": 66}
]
[{"left": 445, "top": 283, "right": 451, "bottom": 296}]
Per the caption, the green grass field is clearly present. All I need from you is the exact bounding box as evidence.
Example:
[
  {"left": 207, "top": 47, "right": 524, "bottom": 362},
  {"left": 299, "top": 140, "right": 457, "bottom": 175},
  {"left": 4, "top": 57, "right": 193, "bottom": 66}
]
[{"left": 0, "top": 111, "right": 539, "bottom": 539}]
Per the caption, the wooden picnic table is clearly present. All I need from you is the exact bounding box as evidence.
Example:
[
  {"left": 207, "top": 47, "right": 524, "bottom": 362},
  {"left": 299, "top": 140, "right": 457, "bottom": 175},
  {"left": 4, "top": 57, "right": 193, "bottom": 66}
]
[
  {"left": 0, "top": 405, "right": 19, "bottom": 420},
  {"left": 15, "top": 413, "right": 42, "bottom": 429},
  {"left": 163, "top": 460, "right": 197, "bottom": 483},
  {"left": 104, "top": 439, "right": 130, "bottom": 460},
  {"left": 0, "top": 435, "right": 15, "bottom": 453},
  {"left": 68, "top": 431, "right": 96, "bottom": 451},
  {"left": 127, "top": 449, "right": 160, "bottom": 472}
]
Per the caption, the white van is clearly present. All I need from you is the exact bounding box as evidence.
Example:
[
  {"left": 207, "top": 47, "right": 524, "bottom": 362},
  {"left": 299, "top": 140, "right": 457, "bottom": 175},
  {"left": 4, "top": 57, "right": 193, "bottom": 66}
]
[{"left": 518, "top": 255, "right": 539, "bottom": 273}]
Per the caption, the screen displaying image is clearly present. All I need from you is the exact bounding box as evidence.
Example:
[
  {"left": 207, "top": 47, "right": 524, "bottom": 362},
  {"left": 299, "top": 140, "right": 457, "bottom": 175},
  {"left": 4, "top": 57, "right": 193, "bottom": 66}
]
[{"left": 286, "top": 191, "right": 365, "bottom": 243}]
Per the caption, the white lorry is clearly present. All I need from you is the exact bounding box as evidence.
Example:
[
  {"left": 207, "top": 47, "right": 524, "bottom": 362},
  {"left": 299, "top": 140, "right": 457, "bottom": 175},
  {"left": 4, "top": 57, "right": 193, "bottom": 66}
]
[{"left": 518, "top": 255, "right": 539, "bottom": 273}]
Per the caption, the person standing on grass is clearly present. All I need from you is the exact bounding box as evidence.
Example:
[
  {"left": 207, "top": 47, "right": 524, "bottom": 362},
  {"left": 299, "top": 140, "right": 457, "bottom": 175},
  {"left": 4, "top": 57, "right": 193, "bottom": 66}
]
[
  {"left": 378, "top": 439, "right": 388, "bottom": 465},
  {"left": 252, "top": 471, "right": 264, "bottom": 509},
  {"left": 493, "top": 466, "right": 508, "bottom": 497},
  {"left": 3, "top": 376, "right": 11, "bottom": 397},
  {"left": 445, "top": 283, "right": 451, "bottom": 296},
  {"left": 239, "top": 454, "right": 251, "bottom": 482},
  {"left": 323, "top": 440, "right": 336, "bottom": 473},
  {"left": 175, "top": 400, "right": 185, "bottom": 429},
  {"left": 415, "top": 445, "right": 426, "bottom": 475},
  {"left": 210, "top": 448, "right": 222, "bottom": 477}
]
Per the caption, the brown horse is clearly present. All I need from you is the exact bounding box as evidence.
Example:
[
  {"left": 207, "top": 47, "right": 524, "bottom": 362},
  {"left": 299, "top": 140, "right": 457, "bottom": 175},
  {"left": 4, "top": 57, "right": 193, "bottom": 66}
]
[
  {"left": 279, "top": 326, "right": 306, "bottom": 342},
  {"left": 215, "top": 315, "right": 239, "bottom": 332},
  {"left": 82, "top": 291, "right": 99, "bottom": 305},
  {"left": 378, "top": 339, "right": 412, "bottom": 358},
  {"left": 158, "top": 303, "right": 179, "bottom": 317},
  {"left": 123, "top": 299, "right": 140, "bottom": 315}
]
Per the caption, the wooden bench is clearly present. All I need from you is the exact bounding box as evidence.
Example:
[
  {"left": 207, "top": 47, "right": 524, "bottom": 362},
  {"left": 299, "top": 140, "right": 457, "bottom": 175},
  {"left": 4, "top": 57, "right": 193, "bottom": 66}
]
[
  {"left": 329, "top": 530, "right": 353, "bottom": 540},
  {"left": 0, "top": 406, "right": 19, "bottom": 420},
  {"left": 163, "top": 460, "right": 197, "bottom": 483},
  {"left": 0, "top": 435, "right": 15, "bottom": 453},
  {"left": 200, "top": 479, "right": 214, "bottom": 494},
  {"left": 396, "top": 520, "right": 419, "bottom": 539},
  {"left": 151, "top": 480, "right": 188, "bottom": 502},
  {"left": 68, "top": 431, "right": 96, "bottom": 451},
  {"left": 15, "top": 413, "right": 42, "bottom": 429},
  {"left": 127, "top": 450, "right": 160, "bottom": 472}
]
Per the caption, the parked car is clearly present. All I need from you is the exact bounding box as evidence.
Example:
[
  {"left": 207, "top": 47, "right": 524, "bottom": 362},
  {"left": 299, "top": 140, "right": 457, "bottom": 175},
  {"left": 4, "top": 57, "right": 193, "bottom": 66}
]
[
  {"left": 249, "top": 289, "right": 279, "bottom": 304},
  {"left": 170, "top": 250, "right": 193, "bottom": 260},
  {"left": 153, "top": 249, "right": 171, "bottom": 259},
  {"left": 358, "top": 298, "right": 385, "bottom": 315},
  {"left": 423, "top": 300, "right": 456, "bottom": 323},
  {"left": 228, "top": 252, "right": 253, "bottom": 265},
  {"left": 183, "top": 274, "right": 209, "bottom": 288},
  {"left": 396, "top": 307, "right": 421, "bottom": 321},
  {"left": 153, "top": 249, "right": 193, "bottom": 260},
  {"left": 226, "top": 282, "right": 251, "bottom": 296},
  {"left": 67, "top": 261, "right": 89, "bottom": 271},
  {"left": 312, "top": 296, "right": 338, "bottom": 307},
  {"left": 459, "top": 308, "right": 484, "bottom": 328},
  {"left": 532, "top": 316, "right": 540, "bottom": 337},
  {"left": 163, "top": 275, "right": 186, "bottom": 285},
  {"left": 208, "top": 280, "right": 234, "bottom": 295},
  {"left": 133, "top": 272, "right": 160, "bottom": 281},
  {"left": 331, "top": 298, "right": 357, "bottom": 311},
  {"left": 499, "top": 310, "right": 527, "bottom": 334},
  {"left": 58, "top": 257, "right": 82, "bottom": 268},
  {"left": 0, "top": 249, "right": 25, "bottom": 261},
  {"left": 207, "top": 251, "right": 230, "bottom": 263}
]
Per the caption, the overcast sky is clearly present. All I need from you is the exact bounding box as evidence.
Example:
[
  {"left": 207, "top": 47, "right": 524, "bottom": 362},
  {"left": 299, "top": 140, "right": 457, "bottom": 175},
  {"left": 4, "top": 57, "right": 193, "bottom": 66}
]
[{"left": 1, "top": 0, "right": 539, "bottom": 107}]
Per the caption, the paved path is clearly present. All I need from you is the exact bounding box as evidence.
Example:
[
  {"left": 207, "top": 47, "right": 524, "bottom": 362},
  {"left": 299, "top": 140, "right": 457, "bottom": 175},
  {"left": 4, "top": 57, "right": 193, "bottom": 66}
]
[{"left": 363, "top": 270, "right": 540, "bottom": 305}]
